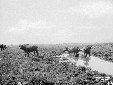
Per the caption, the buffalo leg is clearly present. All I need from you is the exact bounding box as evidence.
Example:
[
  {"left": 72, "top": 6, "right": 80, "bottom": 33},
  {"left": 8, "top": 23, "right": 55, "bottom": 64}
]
[
  {"left": 84, "top": 53, "right": 86, "bottom": 58},
  {"left": 84, "top": 53, "right": 85, "bottom": 57},
  {"left": 86, "top": 54, "right": 87, "bottom": 58},
  {"left": 27, "top": 52, "right": 29, "bottom": 57},
  {"left": 89, "top": 53, "right": 90, "bottom": 57},
  {"left": 3, "top": 47, "right": 4, "bottom": 50},
  {"left": 34, "top": 51, "right": 35, "bottom": 55},
  {"left": 75, "top": 53, "right": 77, "bottom": 57},
  {"left": 1, "top": 48, "right": 2, "bottom": 51},
  {"left": 36, "top": 50, "right": 38, "bottom": 56}
]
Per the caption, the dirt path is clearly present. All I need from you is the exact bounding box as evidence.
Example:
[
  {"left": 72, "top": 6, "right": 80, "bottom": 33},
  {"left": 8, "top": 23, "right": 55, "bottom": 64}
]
[{"left": 56, "top": 53, "right": 113, "bottom": 76}]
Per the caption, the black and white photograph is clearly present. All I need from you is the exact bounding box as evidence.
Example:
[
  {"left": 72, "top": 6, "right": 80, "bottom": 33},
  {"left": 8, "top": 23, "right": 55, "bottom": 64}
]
[{"left": 0, "top": 0, "right": 113, "bottom": 84}]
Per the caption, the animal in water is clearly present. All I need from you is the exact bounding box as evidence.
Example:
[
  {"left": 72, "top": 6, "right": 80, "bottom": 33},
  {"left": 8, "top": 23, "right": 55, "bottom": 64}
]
[
  {"left": 72, "top": 47, "right": 81, "bottom": 57},
  {"left": 0, "top": 44, "right": 7, "bottom": 51},
  {"left": 83, "top": 45, "right": 93, "bottom": 57},
  {"left": 19, "top": 44, "right": 39, "bottom": 57},
  {"left": 63, "top": 47, "right": 80, "bottom": 57}
]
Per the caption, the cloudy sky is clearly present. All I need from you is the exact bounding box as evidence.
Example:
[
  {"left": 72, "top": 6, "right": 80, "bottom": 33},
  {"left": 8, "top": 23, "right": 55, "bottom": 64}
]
[{"left": 0, "top": 0, "right": 113, "bottom": 45}]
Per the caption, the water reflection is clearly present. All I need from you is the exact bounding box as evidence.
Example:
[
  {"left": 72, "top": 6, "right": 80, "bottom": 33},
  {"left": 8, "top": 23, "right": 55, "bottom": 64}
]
[
  {"left": 58, "top": 53, "right": 113, "bottom": 76},
  {"left": 57, "top": 54, "right": 113, "bottom": 75}
]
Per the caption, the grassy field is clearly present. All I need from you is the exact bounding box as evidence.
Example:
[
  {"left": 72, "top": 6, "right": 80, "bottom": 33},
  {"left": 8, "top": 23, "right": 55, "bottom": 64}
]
[
  {"left": 91, "top": 43, "right": 113, "bottom": 62},
  {"left": 0, "top": 43, "right": 113, "bottom": 85}
]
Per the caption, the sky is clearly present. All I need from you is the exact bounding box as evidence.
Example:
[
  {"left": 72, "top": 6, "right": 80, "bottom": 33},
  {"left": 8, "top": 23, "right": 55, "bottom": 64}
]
[{"left": 0, "top": 0, "right": 113, "bottom": 45}]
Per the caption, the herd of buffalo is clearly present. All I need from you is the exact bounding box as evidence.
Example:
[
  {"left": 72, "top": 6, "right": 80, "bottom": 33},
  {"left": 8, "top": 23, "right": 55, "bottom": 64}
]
[
  {"left": 63, "top": 46, "right": 92, "bottom": 57},
  {"left": 0, "top": 44, "right": 93, "bottom": 58}
]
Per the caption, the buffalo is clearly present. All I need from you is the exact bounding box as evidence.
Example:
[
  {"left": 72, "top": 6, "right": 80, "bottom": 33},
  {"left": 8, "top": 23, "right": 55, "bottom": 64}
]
[
  {"left": 73, "top": 47, "right": 81, "bottom": 56},
  {"left": 63, "top": 47, "right": 80, "bottom": 57},
  {"left": 0, "top": 44, "right": 7, "bottom": 51},
  {"left": 63, "top": 47, "right": 69, "bottom": 53},
  {"left": 83, "top": 45, "right": 93, "bottom": 57},
  {"left": 19, "top": 44, "right": 39, "bottom": 57}
]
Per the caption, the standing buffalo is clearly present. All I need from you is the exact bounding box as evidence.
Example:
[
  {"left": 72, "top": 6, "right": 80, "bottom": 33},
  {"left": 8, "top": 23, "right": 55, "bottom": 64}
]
[
  {"left": 0, "top": 44, "right": 7, "bottom": 51},
  {"left": 63, "top": 47, "right": 80, "bottom": 57},
  {"left": 19, "top": 44, "right": 39, "bottom": 57},
  {"left": 73, "top": 47, "right": 81, "bottom": 56},
  {"left": 83, "top": 45, "right": 93, "bottom": 57}
]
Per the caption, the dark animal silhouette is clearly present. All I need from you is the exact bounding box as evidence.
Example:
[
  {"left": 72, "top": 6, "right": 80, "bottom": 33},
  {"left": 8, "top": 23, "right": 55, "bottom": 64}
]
[
  {"left": 63, "top": 47, "right": 80, "bottom": 57},
  {"left": 83, "top": 45, "right": 92, "bottom": 57},
  {"left": 19, "top": 44, "right": 39, "bottom": 57},
  {"left": 0, "top": 44, "right": 7, "bottom": 51},
  {"left": 63, "top": 47, "right": 69, "bottom": 52},
  {"left": 73, "top": 47, "right": 81, "bottom": 56}
]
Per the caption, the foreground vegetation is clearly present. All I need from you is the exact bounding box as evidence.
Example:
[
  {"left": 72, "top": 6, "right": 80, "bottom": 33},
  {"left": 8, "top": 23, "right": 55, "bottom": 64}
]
[
  {"left": 91, "top": 43, "right": 113, "bottom": 62},
  {"left": 0, "top": 43, "right": 113, "bottom": 85}
]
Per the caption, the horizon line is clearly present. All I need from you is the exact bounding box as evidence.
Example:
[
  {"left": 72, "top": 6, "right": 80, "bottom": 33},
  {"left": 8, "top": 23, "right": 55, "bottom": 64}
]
[{"left": 3, "top": 42, "right": 113, "bottom": 45}]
